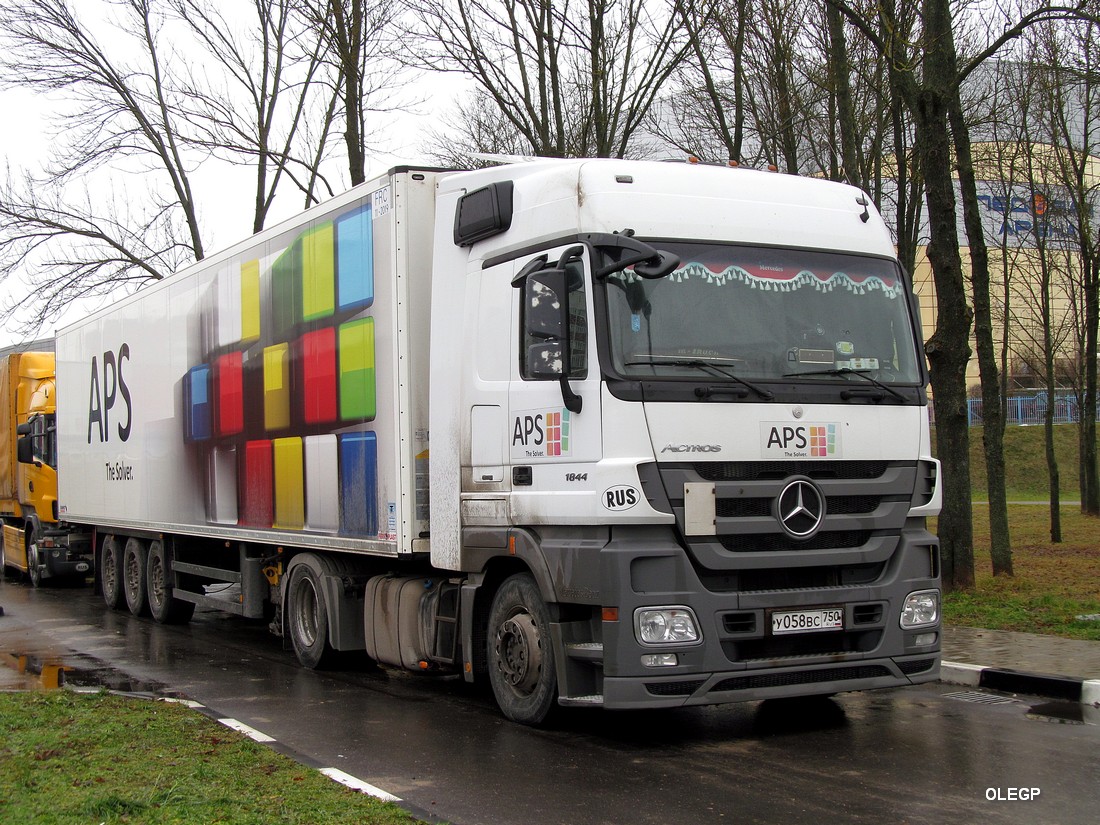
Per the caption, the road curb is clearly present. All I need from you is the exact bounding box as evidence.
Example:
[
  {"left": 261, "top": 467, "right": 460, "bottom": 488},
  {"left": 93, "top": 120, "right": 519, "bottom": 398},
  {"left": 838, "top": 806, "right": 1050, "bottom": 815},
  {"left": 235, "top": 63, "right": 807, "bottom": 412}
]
[{"left": 942, "top": 660, "right": 1100, "bottom": 706}]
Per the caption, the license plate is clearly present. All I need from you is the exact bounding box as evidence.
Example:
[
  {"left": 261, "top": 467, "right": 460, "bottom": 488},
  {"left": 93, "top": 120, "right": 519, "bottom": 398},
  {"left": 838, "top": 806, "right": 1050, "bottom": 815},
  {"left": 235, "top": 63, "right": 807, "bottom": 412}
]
[{"left": 771, "top": 607, "right": 844, "bottom": 635}]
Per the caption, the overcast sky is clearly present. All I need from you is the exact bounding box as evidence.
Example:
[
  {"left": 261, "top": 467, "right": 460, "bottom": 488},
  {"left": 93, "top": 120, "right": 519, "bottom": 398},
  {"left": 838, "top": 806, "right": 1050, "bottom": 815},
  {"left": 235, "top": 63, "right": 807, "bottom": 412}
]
[{"left": 0, "top": 40, "right": 468, "bottom": 348}]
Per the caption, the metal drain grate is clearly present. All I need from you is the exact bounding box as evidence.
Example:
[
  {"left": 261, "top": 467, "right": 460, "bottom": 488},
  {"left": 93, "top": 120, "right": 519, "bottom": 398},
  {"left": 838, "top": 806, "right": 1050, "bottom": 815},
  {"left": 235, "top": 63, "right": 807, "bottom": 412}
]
[{"left": 943, "top": 690, "right": 1017, "bottom": 705}]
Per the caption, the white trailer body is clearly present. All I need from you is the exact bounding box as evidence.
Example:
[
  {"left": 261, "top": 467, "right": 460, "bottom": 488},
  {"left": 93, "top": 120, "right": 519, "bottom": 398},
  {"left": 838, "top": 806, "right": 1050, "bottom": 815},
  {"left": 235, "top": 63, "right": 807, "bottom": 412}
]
[{"left": 57, "top": 170, "right": 437, "bottom": 557}]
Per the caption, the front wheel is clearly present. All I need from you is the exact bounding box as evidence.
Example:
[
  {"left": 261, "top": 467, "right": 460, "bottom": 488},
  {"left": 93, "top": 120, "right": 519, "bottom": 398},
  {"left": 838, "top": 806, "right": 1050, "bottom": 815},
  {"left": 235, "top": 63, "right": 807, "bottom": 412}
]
[
  {"left": 286, "top": 563, "right": 337, "bottom": 669},
  {"left": 26, "top": 532, "right": 43, "bottom": 588},
  {"left": 487, "top": 573, "right": 558, "bottom": 726}
]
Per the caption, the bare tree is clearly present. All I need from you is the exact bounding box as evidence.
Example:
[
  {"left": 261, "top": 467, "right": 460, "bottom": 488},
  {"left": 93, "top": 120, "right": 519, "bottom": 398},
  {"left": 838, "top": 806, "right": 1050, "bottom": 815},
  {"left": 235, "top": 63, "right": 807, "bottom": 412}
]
[
  {"left": 169, "top": 0, "right": 335, "bottom": 231},
  {"left": 1039, "top": 17, "right": 1100, "bottom": 516},
  {"left": 407, "top": 0, "right": 689, "bottom": 158},
  {"left": 0, "top": 0, "right": 205, "bottom": 334},
  {"left": 297, "top": 0, "right": 410, "bottom": 187}
]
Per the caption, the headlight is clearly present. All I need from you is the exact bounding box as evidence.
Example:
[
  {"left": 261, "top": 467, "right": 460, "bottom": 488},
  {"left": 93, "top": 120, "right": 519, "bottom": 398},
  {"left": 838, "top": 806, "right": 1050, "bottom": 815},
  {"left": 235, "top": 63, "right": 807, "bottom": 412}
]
[
  {"left": 634, "top": 607, "right": 701, "bottom": 646},
  {"left": 900, "top": 590, "right": 940, "bottom": 628}
]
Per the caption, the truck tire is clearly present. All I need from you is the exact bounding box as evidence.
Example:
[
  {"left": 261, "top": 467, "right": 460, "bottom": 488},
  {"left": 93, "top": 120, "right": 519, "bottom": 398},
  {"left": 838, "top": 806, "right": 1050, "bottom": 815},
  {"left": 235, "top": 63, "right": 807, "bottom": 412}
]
[
  {"left": 286, "top": 563, "right": 337, "bottom": 669},
  {"left": 487, "top": 573, "right": 558, "bottom": 726},
  {"left": 100, "top": 536, "right": 125, "bottom": 609},
  {"left": 146, "top": 540, "right": 195, "bottom": 625},
  {"left": 122, "top": 537, "right": 149, "bottom": 616},
  {"left": 26, "top": 530, "right": 43, "bottom": 588}
]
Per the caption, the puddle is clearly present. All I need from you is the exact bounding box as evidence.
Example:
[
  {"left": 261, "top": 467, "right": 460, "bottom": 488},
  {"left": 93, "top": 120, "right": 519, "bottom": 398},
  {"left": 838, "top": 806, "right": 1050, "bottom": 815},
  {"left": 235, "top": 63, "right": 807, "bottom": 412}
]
[
  {"left": 3, "top": 649, "right": 177, "bottom": 697},
  {"left": 1026, "top": 701, "right": 1099, "bottom": 726}
]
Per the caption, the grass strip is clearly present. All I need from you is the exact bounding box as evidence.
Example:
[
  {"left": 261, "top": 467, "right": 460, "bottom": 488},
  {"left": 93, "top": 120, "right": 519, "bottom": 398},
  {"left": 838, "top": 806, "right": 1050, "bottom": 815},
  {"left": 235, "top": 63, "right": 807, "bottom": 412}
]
[
  {"left": 0, "top": 691, "right": 421, "bottom": 825},
  {"left": 941, "top": 504, "right": 1100, "bottom": 641}
]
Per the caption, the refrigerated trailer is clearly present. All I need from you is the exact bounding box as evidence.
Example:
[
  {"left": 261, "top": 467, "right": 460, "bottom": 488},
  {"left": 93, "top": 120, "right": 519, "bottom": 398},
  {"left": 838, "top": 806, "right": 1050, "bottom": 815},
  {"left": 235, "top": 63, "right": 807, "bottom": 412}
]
[{"left": 54, "top": 159, "right": 942, "bottom": 724}]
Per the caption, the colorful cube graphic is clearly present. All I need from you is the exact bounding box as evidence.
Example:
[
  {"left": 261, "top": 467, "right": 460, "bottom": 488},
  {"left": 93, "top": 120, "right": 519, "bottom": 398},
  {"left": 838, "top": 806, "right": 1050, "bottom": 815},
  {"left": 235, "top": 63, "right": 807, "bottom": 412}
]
[
  {"left": 809, "top": 424, "right": 837, "bottom": 457},
  {"left": 186, "top": 196, "right": 383, "bottom": 540},
  {"left": 239, "top": 440, "right": 274, "bottom": 527},
  {"left": 544, "top": 410, "right": 570, "bottom": 456},
  {"left": 263, "top": 344, "right": 291, "bottom": 431},
  {"left": 206, "top": 446, "right": 238, "bottom": 524},
  {"left": 301, "top": 223, "right": 335, "bottom": 322},
  {"left": 336, "top": 203, "right": 374, "bottom": 311},
  {"left": 241, "top": 259, "right": 261, "bottom": 342},
  {"left": 271, "top": 222, "right": 336, "bottom": 336},
  {"left": 304, "top": 435, "right": 339, "bottom": 532},
  {"left": 338, "top": 318, "right": 376, "bottom": 421},
  {"left": 299, "top": 328, "right": 337, "bottom": 425},
  {"left": 183, "top": 365, "right": 212, "bottom": 442},
  {"left": 339, "top": 432, "right": 377, "bottom": 536},
  {"left": 273, "top": 437, "right": 305, "bottom": 530},
  {"left": 214, "top": 351, "right": 244, "bottom": 436}
]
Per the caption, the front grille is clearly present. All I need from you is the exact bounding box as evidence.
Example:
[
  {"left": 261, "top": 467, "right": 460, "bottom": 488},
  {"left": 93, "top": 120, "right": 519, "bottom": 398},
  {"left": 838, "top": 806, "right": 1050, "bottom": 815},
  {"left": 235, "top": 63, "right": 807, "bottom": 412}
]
[
  {"left": 712, "top": 665, "right": 892, "bottom": 692},
  {"left": 651, "top": 459, "right": 917, "bottom": 570},
  {"left": 700, "top": 562, "right": 884, "bottom": 593},
  {"left": 898, "top": 658, "right": 937, "bottom": 675},
  {"left": 827, "top": 495, "right": 882, "bottom": 515},
  {"left": 719, "top": 531, "right": 870, "bottom": 553},
  {"left": 724, "top": 629, "right": 882, "bottom": 661},
  {"left": 645, "top": 680, "right": 706, "bottom": 697},
  {"left": 694, "top": 460, "right": 890, "bottom": 482}
]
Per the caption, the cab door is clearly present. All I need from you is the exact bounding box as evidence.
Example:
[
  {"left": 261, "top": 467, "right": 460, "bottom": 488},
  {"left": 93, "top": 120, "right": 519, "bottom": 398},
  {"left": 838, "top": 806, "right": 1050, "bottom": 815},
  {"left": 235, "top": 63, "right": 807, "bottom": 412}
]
[{"left": 507, "top": 245, "right": 603, "bottom": 524}]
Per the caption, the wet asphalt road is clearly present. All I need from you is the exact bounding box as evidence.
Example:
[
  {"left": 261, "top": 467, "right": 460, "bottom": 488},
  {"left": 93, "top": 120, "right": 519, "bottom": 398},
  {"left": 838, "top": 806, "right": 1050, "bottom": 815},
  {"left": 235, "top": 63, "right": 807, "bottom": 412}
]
[{"left": 2, "top": 578, "right": 1098, "bottom": 825}]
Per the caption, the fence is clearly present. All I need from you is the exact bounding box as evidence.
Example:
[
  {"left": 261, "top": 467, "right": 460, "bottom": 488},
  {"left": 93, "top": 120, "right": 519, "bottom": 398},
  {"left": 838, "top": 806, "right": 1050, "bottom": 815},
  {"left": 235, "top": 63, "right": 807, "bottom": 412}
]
[{"left": 966, "top": 393, "right": 1100, "bottom": 426}]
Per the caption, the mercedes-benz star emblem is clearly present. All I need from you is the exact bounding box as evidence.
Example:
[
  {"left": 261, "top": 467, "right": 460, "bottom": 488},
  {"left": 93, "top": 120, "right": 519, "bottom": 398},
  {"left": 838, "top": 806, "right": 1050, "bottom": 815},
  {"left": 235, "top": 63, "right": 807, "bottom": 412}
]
[{"left": 776, "top": 479, "right": 826, "bottom": 539}]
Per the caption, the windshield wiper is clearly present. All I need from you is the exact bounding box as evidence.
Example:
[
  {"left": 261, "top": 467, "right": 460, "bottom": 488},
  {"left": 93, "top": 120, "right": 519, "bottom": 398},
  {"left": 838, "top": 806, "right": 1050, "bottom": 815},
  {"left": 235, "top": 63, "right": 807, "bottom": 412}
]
[
  {"left": 626, "top": 357, "right": 774, "bottom": 400},
  {"left": 782, "top": 367, "right": 906, "bottom": 402}
]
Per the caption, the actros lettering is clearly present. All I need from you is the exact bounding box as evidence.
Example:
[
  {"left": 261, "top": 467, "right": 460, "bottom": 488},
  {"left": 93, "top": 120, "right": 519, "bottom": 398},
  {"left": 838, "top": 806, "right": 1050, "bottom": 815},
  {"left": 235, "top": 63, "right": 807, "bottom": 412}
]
[
  {"left": 88, "top": 344, "right": 133, "bottom": 444},
  {"left": 660, "top": 444, "right": 721, "bottom": 453}
]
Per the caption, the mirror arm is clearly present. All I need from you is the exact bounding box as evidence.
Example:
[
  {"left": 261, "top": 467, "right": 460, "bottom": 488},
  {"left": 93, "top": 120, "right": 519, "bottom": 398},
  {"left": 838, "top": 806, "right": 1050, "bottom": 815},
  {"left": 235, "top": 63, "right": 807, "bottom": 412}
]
[{"left": 559, "top": 377, "right": 583, "bottom": 414}]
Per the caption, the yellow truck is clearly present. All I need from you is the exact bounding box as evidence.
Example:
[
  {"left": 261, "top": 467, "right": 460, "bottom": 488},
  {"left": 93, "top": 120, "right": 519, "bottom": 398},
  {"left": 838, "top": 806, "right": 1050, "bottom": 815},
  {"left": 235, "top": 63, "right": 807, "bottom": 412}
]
[{"left": 1, "top": 351, "right": 92, "bottom": 586}]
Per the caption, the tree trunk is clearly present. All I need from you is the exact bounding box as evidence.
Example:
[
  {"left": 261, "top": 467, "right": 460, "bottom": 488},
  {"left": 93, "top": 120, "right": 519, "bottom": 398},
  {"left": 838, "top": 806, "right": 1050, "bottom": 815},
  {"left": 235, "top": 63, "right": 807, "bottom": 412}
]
[
  {"left": 914, "top": 0, "right": 975, "bottom": 591},
  {"left": 1083, "top": 254, "right": 1100, "bottom": 515},
  {"left": 948, "top": 92, "right": 1012, "bottom": 576},
  {"left": 826, "top": 3, "right": 862, "bottom": 190}
]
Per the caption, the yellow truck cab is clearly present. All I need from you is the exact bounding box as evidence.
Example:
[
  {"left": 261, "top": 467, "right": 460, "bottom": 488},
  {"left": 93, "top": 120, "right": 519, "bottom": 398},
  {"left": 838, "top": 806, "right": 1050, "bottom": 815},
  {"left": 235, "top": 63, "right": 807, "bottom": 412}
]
[{"left": 1, "top": 351, "right": 92, "bottom": 585}]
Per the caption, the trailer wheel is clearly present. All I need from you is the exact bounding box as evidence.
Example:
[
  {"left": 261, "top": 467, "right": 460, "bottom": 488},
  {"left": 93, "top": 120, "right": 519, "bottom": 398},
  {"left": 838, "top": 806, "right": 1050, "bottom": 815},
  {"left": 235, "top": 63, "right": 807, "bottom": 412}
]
[
  {"left": 487, "top": 573, "right": 558, "bottom": 726},
  {"left": 122, "top": 537, "right": 149, "bottom": 616},
  {"left": 146, "top": 540, "right": 195, "bottom": 625},
  {"left": 286, "top": 563, "right": 336, "bottom": 669},
  {"left": 100, "top": 536, "right": 125, "bottom": 609}
]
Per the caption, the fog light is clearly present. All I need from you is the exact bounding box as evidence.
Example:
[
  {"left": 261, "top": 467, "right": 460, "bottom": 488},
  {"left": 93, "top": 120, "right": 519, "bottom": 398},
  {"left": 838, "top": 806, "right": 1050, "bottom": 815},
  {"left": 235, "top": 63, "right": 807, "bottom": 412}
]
[
  {"left": 635, "top": 607, "right": 700, "bottom": 646},
  {"left": 900, "top": 590, "right": 939, "bottom": 628},
  {"left": 914, "top": 632, "right": 937, "bottom": 646},
  {"left": 642, "top": 653, "right": 679, "bottom": 667}
]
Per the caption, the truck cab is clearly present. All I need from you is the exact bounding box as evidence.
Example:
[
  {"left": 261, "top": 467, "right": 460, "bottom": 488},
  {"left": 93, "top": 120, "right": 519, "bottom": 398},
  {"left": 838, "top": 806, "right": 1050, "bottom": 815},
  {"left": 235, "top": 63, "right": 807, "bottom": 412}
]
[
  {"left": 1, "top": 351, "right": 93, "bottom": 585},
  {"left": 429, "top": 160, "right": 941, "bottom": 721}
]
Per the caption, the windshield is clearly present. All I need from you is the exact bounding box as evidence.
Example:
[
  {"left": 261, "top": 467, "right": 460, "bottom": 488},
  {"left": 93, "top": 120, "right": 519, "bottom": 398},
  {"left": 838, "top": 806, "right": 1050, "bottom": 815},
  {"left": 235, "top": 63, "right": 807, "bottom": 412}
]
[{"left": 604, "top": 242, "right": 923, "bottom": 385}]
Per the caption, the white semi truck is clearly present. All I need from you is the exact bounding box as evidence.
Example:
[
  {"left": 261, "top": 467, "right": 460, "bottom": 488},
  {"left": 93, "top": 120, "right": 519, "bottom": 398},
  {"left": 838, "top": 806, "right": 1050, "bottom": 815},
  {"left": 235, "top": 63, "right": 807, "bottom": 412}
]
[{"left": 54, "top": 159, "right": 942, "bottom": 724}]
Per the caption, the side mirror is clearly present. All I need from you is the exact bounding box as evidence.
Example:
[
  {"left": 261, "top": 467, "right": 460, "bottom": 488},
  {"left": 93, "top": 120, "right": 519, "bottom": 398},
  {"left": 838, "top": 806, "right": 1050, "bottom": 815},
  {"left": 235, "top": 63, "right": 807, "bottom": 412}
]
[
  {"left": 524, "top": 268, "right": 568, "bottom": 359},
  {"left": 521, "top": 265, "right": 582, "bottom": 413},
  {"left": 17, "top": 434, "right": 35, "bottom": 465},
  {"left": 16, "top": 422, "right": 33, "bottom": 436}
]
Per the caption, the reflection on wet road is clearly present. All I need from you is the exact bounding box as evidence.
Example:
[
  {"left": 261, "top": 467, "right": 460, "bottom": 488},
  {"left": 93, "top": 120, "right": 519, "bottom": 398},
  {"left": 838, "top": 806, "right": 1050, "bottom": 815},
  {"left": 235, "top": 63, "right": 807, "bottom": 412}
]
[{"left": 2, "top": 579, "right": 1097, "bottom": 825}]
